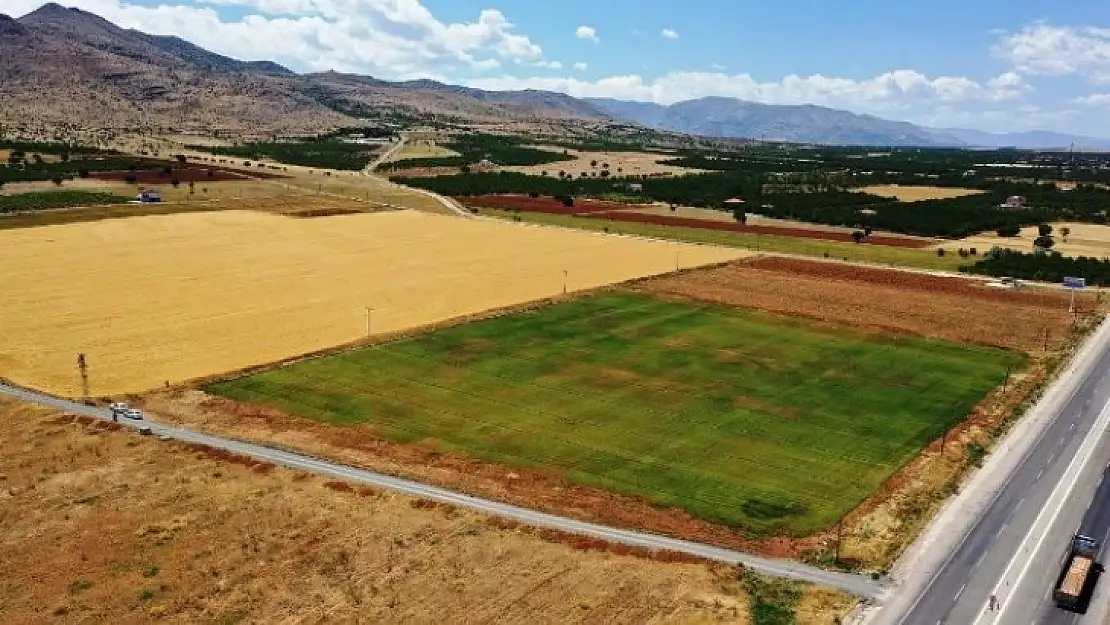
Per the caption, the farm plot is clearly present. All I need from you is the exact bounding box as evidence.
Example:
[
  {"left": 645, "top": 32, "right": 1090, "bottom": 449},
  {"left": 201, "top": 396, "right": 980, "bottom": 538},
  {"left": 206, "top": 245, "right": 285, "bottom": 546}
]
[
  {"left": 953, "top": 222, "right": 1110, "bottom": 259},
  {"left": 499, "top": 147, "right": 698, "bottom": 177},
  {"left": 208, "top": 292, "right": 1021, "bottom": 537},
  {"left": 462, "top": 195, "right": 934, "bottom": 248},
  {"left": 639, "top": 257, "right": 1076, "bottom": 353},
  {"left": 856, "top": 185, "right": 985, "bottom": 202},
  {"left": 0, "top": 210, "right": 741, "bottom": 396}
]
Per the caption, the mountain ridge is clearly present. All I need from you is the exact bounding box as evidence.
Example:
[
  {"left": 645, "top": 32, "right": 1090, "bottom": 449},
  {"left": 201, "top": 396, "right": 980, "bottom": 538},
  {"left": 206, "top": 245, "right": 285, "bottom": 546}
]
[{"left": 2, "top": 3, "right": 1104, "bottom": 149}]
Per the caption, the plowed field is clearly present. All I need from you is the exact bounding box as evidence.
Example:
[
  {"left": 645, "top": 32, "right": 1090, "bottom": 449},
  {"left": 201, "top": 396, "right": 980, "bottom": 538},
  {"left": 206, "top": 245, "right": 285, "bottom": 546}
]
[
  {"left": 459, "top": 194, "right": 634, "bottom": 215},
  {"left": 458, "top": 195, "right": 932, "bottom": 248},
  {"left": 638, "top": 258, "right": 1076, "bottom": 353},
  {"left": 585, "top": 211, "right": 932, "bottom": 248}
]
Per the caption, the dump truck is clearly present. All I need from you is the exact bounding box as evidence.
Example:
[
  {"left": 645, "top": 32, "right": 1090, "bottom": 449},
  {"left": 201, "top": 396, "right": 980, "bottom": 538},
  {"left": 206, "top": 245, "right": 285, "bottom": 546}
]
[{"left": 1054, "top": 463, "right": 1110, "bottom": 609}]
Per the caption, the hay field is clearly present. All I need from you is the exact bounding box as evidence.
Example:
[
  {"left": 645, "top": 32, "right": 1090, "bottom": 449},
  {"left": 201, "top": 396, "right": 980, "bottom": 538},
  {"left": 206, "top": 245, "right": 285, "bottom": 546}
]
[
  {"left": 387, "top": 140, "right": 460, "bottom": 161},
  {"left": 953, "top": 222, "right": 1110, "bottom": 259},
  {"left": 0, "top": 210, "right": 742, "bottom": 396},
  {"left": 2, "top": 396, "right": 810, "bottom": 624},
  {"left": 501, "top": 147, "right": 700, "bottom": 177},
  {"left": 857, "top": 185, "right": 986, "bottom": 202}
]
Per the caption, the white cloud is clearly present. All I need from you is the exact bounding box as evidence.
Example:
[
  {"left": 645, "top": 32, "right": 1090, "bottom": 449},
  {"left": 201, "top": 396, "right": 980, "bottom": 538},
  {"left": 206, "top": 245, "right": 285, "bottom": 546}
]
[
  {"left": 8, "top": 0, "right": 549, "bottom": 79},
  {"left": 915, "top": 105, "right": 1080, "bottom": 134},
  {"left": 575, "top": 25, "right": 599, "bottom": 43},
  {"left": 661, "top": 28, "right": 678, "bottom": 40},
  {"left": 1073, "top": 93, "right": 1110, "bottom": 107},
  {"left": 993, "top": 22, "right": 1110, "bottom": 79},
  {"left": 711, "top": 63, "right": 726, "bottom": 71},
  {"left": 573, "top": 61, "right": 588, "bottom": 72},
  {"left": 534, "top": 60, "right": 562, "bottom": 70},
  {"left": 465, "top": 69, "right": 1032, "bottom": 110}
]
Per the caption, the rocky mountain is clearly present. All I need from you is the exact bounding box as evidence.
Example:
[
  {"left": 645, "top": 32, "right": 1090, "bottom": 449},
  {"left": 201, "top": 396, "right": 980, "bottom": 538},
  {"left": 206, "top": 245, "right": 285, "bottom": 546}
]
[
  {"left": 586, "top": 96, "right": 966, "bottom": 147},
  {"left": 0, "top": 4, "right": 617, "bottom": 137}
]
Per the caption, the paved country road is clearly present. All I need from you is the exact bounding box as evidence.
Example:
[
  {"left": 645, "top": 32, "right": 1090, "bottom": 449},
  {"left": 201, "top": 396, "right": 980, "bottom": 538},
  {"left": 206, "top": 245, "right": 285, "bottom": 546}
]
[
  {"left": 0, "top": 382, "right": 884, "bottom": 599},
  {"left": 862, "top": 315, "right": 1110, "bottom": 625}
]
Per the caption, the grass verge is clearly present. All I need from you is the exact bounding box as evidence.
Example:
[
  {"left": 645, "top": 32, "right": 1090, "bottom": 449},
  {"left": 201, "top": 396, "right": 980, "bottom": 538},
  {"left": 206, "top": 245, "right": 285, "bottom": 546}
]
[
  {"left": 208, "top": 291, "right": 1022, "bottom": 537},
  {"left": 479, "top": 207, "right": 966, "bottom": 271}
]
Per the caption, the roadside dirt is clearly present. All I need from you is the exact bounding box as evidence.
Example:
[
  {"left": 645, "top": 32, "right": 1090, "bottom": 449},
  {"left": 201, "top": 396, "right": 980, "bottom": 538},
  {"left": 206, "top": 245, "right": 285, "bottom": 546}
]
[
  {"left": 0, "top": 396, "right": 776, "bottom": 624},
  {"left": 142, "top": 390, "right": 821, "bottom": 561}
]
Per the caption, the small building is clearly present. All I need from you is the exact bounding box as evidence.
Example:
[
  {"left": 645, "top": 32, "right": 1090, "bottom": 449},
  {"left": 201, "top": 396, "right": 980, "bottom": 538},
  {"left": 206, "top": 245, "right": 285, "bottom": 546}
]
[
  {"left": 724, "top": 197, "right": 745, "bottom": 205},
  {"left": 628, "top": 182, "right": 643, "bottom": 192},
  {"left": 1001, "top": 195, "right": 1027, "bottom": 210}
]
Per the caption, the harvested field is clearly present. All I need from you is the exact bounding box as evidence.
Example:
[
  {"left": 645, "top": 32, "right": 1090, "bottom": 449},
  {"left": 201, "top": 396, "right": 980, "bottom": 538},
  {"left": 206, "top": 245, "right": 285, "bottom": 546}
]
[
  {"left": 209, "top": 291, "right": 1021, "bottom": 537},
  {"left": 856, "top": 185, "right": 985, "bottom": 202},
  {"left": 639, "top": 257, "right": 1077, "bottom": 353},
  {"left": 953, "top": 222, "right": 1110, "bottom": 259},
  {"left": 501, "top": 147, "right": 698, "bottom": 177},
  {"left": 0, "top": 210, "right": 742, "bottom": 396},
  {"left": 462, "top": 196, "right": 934, "bottom": 248},
  {"left": 0, "top": 395, "right": 840, "bottom": 624},
  {"left": 626, "top": 205, "right": 931, "bottom": 239},
  {"left": 387, "top": 141, "right": 460, "bottom": 160}
]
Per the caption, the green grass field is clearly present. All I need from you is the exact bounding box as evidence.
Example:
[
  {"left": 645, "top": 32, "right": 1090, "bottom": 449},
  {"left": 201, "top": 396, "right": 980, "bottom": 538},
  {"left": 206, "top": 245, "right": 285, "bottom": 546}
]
[
  {"left": 479, "top": 208, "right": 966, "bottom": 271},
  {"left": 208, "top": 292, "right": 1022, "bottom": 536},
  {"left": 0, "top": 190, "right": 132, "bottom": 214}
]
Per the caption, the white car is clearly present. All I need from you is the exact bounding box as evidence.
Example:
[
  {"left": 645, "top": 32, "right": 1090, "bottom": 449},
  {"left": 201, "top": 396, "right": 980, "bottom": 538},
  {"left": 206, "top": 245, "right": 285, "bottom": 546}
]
[
  {"left": 109, "top": 402, "right": 128, "bottom": 416},
  {"left": 124, "top": 408, "right": 144, "bottom": 420}
]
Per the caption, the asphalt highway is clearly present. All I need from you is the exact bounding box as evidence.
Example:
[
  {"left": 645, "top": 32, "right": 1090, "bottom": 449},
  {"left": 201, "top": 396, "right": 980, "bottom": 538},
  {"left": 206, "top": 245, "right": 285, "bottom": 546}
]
[
  {"left": 0, "top": 381, "right": 884, "bottom": 598},
  {"left": 895, "top": 342, "right": 1110, "bottom": 625}
]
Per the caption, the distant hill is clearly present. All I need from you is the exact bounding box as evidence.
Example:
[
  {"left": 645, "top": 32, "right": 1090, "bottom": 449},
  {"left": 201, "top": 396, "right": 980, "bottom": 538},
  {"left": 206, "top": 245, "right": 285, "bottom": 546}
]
[
  {"left": 586, "top": 96, "right": 965, "bottom": 147},
  {"left": 930, "top": 128, "right": 1110, "bottom": 150}
]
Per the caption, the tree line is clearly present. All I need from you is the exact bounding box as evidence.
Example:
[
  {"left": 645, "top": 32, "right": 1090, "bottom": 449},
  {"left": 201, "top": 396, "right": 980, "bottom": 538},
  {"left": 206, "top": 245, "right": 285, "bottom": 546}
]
[
  {"left": 961, "top": 248, "right": 1110, "bottom": 286},
  {"left": 379, "top": 133, "right": 575, "bottom": 170}
]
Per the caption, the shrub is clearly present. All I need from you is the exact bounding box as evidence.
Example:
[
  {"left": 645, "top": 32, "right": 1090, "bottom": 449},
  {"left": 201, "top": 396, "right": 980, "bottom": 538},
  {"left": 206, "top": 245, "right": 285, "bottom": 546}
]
[
  {"left": 937, "top": 248, "right": 946, "bottom": 257},
  {"left": 996, "top": 224, "right": 1021, "bottom": 237}
]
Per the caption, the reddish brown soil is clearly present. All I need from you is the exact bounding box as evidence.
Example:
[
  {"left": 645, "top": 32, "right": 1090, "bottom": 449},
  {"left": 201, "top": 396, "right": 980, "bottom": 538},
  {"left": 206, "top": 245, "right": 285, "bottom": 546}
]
[
  {"left": 584, "top": 211, "right": 932, "bottom": 248},
  {"left": 89, "top": 162, "right": 287, "bottom": 184},
  {"left": 750, "top": 257, "right": 1075, "bottom": 307},
  {"left": 458, "top": 194, "right": 932, "bottom": 248},
  {"left": 459, "top": 194, "right": 643, "bottom": 215},
  {"left": 639, "top": 258, "right": 1078, "bottom": 353}
]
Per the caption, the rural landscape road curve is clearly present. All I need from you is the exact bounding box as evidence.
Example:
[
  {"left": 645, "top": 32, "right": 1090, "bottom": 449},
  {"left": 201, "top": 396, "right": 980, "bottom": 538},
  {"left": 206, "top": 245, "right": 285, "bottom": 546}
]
[
  {"left": 362, "top": 134, "right": 473, "bottom": 218},
  {"left": 863, "top": 316, "right": 1110, "bottom": 625},
  {"left": 0, "top": 382, "right": 885, "bottom": 599}
]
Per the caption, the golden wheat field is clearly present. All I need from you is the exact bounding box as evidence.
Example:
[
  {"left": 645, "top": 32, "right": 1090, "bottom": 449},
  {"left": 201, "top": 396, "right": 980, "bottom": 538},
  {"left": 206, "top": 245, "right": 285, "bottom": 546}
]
[
  {"left": 0, "top": 210, "right": 743, "bottom": 396},
  {"left": 856, "top": 185, "right": 986, "bottom": 202}
]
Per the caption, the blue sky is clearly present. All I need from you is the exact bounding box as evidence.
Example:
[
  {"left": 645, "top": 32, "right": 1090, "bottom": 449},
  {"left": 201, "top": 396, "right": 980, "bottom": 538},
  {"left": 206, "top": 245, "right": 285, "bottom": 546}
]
[{"left": 9, "top": 0, "right": 1110, "bottom": 135}]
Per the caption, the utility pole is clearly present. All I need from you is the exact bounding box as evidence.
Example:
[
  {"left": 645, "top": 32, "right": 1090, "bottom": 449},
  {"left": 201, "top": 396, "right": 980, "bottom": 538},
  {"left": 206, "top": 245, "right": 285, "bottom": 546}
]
[
  {"left": 563, "top": 270, "right": 568, "bottom": 295},
  {"left": 835, "top": 519, "right": 843, "bottom": 565},
  {"left": 365, "top": 307, "right": 373, "bottom": 338},
  {"left": 76, "top": 352, "right": 89, "bottom": 400}
]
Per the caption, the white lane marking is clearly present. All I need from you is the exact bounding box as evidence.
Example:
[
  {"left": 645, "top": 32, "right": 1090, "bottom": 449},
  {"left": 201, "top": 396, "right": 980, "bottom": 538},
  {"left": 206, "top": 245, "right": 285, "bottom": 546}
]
[
  {"left": 972, "top": 396, "right": 1110, "bottom": 625},
  {"left": 955, "top": 582, "right": 968, "bottom": 600},
  {"left": 1035, "top": 469, "right": 1044, "bottom": 481}
]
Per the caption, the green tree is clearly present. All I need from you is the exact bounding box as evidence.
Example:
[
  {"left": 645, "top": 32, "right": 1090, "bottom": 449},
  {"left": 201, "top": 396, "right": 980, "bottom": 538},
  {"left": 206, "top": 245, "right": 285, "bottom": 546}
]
[
  {"left": 1034, "top": 234, "right": 1055, "bottom": 250},
  {"left": 852, "top": 230, "right": 865, "bottom": 244},
  {"left": 1038, "top": 223, "right": 1053, "bottom": 237},
  {"left": 733, "top": 208, "right": 747, "bottom": 224},
  {"left": 1061, "top": 226, "right": 1071, "bottom": 242}
]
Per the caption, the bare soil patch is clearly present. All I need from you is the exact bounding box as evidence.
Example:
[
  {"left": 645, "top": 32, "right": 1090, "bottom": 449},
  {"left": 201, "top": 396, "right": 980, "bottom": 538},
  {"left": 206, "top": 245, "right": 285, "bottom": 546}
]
[
  {"left": 0, "top": 396, "right": 764, "bottom": 624},
  {"left": 637, "top": 257, "right": 1077, "bottom": 353},
  {"left": 857, "top": 185, "right": 986, "bottom": 202}
]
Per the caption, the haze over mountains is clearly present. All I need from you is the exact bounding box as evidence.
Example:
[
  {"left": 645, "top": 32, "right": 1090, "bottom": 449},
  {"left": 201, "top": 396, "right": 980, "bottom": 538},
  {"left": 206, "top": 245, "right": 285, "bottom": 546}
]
[{"left": 1, "top": 3, "right": 1106, "bottom": 149}]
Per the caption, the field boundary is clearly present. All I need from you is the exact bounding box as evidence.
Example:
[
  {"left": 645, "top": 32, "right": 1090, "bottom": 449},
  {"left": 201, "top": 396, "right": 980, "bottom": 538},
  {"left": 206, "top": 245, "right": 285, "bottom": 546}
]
[{"left": 175, "top": 260, "right": 737, "bottom": 397}]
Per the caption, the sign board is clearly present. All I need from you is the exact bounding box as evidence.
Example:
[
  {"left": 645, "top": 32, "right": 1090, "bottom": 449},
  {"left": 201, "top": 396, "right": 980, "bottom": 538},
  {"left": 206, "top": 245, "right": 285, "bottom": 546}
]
[{"left": 1064, "top": 277, "right": 1086, "bottom": 289}]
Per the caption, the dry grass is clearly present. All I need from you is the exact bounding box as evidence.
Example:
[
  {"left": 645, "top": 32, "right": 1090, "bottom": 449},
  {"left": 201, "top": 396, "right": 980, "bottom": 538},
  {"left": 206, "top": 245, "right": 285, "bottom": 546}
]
[
  {"left": 387, "top": 140, "right": 460, "bottom": 160},
  {"left": 0, "top": 396, "right": 758, "bottom": 624},
  {"left": 501, "top": 147, "right": 700, "bottom": 177},
  {"left": 623, "top": 204, "right": 935, "bottom": 240},
  {"left": 856, "top": 185, "right": 986, "bottom": 202},
  {"left": 0, "top": 210, "right": 743, "bottom": 396},
  {"left": 953, "top": 222, "right": 1110, "bottom": 259}
]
